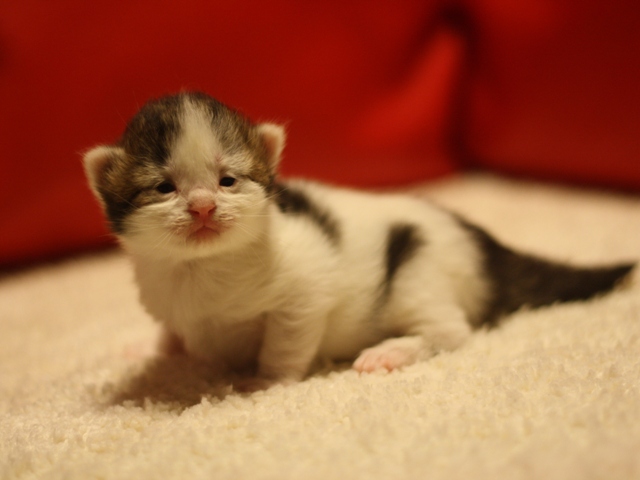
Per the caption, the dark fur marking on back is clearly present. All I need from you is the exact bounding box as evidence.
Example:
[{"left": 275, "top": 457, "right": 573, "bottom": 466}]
[
  {"left": 273, "top": 184, "right": 340, "bottom": 247},
  {"left": 460, "top": 218, "right": 635, "bottom": 326},
  {"left": 382, "top": 223, "right": 425, "bottom": 299}
]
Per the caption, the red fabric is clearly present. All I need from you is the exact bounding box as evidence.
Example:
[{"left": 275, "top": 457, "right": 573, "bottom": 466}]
[
  {"left": 0, "top": 1, "right": 461, "bottom": 266},
  {"left": 463, "top": 0, "right": 640, "bottom": 188},
  {"left": 1, "top": 1, "right": 639, "bottom": 267}
]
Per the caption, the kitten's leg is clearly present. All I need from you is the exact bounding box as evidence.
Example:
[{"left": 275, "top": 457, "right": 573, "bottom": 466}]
[
  {"left": 353, "top": 336, "right": 426, "bottom": 373},
  {"left": 157, "top": 327, "right": 186, "bottom": 356},
  {"left": 353, "top": 306, "right": 472, "bottom": 373},
  {"left": 236, "top": 311, "right": 326, "bottom": 391}
]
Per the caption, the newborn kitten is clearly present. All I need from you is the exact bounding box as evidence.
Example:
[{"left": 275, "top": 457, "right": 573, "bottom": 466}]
[{"left": 83, "top": 92, "right": 635, "bottom": 389}]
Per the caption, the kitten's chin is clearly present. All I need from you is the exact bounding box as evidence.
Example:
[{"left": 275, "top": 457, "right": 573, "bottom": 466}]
[
  {"left": 178, "top": 226, "right": 234, "bottom": 258},
  {"left": 121, "top": 218, "right": 265, "bottom": 261},
  {"left": 121, "top": 228, "right": 228, "bottom": 260}
]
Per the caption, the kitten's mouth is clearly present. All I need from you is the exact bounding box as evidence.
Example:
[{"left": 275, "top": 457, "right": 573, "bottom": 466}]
[
  {"left": 189, "top": 226, "right": 220, "bottom": 242},
  {"left": 187, "top": 223, "right": 224, "bottom": 242},
  {"left": 188, "top": 225, "right": 221, "bottom": 242}
]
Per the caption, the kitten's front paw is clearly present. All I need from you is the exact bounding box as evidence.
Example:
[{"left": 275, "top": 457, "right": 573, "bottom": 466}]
[{"left": 353, "top": 345, "right": 415, "bottom": 373}]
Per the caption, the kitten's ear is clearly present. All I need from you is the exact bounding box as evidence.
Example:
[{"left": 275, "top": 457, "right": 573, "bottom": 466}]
[
  {"left": 82, "top": 145, "right": 124, "bottom": 200},
  {"left": 256, "top": 123, "right": 286, "bottom": 169}
]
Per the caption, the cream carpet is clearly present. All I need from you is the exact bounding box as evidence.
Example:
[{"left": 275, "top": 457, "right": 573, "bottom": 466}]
[{"left": 2, "top": 173, "right": 639, "bottom": 480}]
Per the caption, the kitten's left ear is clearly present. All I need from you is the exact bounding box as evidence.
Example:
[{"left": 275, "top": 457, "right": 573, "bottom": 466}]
[
  {"left": 256, "top": 123, "right": 286, "bottom": 169},
  {"left": 82, "top": 145, "right": 125, "bottom": 202}
]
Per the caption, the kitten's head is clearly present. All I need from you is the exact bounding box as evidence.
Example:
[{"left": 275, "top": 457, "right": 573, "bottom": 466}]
[{"left": 83, "top": 92, "right": 285, "bottom": 259}]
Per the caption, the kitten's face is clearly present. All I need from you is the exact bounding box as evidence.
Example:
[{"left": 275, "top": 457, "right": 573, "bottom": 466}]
[{"left": 84, "top": 93, "right": 285, "bottom": 259}]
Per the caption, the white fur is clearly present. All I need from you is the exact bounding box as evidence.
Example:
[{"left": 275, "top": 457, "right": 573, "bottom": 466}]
[{"left": 84, "top": 98, "right": 490, "bottom": 388}]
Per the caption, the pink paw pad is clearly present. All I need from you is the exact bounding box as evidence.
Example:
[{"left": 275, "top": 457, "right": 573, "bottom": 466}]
[{"left": 353, "top": 346, "right": 415, "bottom": 373}]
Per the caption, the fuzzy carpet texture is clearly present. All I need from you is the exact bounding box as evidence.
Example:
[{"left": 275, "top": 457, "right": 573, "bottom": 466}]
[{"left": 1, "top": 174, "right": 639, "bottom": 480}]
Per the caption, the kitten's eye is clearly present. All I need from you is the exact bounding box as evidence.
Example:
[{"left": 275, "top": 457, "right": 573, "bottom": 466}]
[
  {"left": 219, "top": 177, "right": 236, "bottom": 187},
  {"left": 156, "top": 181, "right": 176, "bottom": 194}
]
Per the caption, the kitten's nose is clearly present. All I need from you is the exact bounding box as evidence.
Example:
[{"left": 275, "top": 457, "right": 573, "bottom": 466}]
[{"left": 188, "top": 203, "right": 216, "bottom": 219}]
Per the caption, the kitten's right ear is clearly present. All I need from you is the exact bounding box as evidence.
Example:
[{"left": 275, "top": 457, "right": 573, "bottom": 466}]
[
  {"left": 256, "top": 123, "right": 286, "bottom": 169},
  {"left": 82, "top": 145, "right": 124, "bottom": 200}
]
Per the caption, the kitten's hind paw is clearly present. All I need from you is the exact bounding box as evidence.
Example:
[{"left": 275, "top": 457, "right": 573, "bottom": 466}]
[{"left": 353, "top": 336, "right": 424, "bottom": 373}]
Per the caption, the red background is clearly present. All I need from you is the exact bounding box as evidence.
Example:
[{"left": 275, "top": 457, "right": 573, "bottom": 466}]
[{"left": 1, "top": 0, "right": 639, "bottom": 266}]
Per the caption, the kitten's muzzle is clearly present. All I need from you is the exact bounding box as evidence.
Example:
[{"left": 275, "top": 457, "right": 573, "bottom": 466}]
[
  {"left": 188, "top": 203, "right": 216, "bottom": 220},
  {"left": 186, "top": 198, "right": 223, "bottom": 241},
  {"left": 187, "top": 188, "right": 217, "bottom": 221}
]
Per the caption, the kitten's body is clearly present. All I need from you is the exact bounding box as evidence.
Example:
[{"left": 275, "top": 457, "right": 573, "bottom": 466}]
[
  {"left": 135, "top": 181, "right": 482, "bottom": 372},
  {"left": 84, "top": 92, "right": 634, "bottom": 387}
]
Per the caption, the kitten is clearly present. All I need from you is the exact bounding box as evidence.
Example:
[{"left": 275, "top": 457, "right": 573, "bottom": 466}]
[{"left": 83, "top": 92, "right": 635, "bottom": 389}]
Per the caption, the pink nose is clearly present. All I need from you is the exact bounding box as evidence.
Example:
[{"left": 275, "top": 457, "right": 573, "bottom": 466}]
[{"left": 188, "top": 203, "right": 216, "bottom": 219}]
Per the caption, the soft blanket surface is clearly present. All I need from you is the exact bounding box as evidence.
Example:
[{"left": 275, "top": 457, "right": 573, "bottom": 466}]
[{"left": 2, "top": 174, "right": 639, "bottom": 480}]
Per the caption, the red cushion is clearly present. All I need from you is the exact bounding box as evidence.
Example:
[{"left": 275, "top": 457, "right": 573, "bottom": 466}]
[
  {"left": 0, "top": 1, "right": 463, "bottom": 266},
  {"left": 2, "top": 1, "right": 639, "bottom": 267},
  {"left": 463, "top": 0, "right": 640, "bottom": 189}
]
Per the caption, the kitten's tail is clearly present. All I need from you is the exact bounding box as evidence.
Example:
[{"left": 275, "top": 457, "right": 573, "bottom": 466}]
[{"left": 463, "top": 222, "right": 636, "bottom": 325}]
